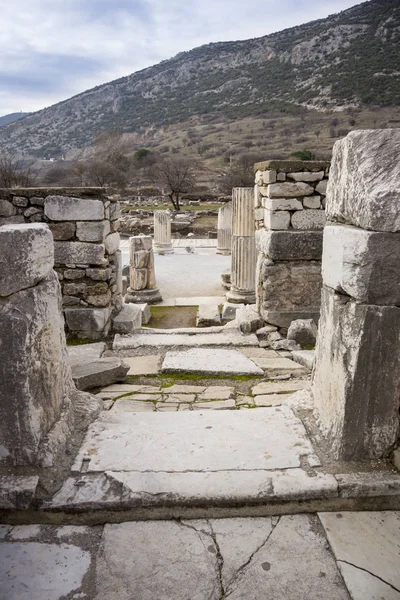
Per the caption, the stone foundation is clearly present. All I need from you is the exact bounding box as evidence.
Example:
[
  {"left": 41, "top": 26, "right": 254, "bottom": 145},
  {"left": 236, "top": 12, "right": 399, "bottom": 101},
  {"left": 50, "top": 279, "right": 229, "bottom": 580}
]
[
  {"left": 254, "top": 160, "right": 329, "bottom": 329},
  {"left": 0, "top": 188, "right": 122, "bottom": 339}
]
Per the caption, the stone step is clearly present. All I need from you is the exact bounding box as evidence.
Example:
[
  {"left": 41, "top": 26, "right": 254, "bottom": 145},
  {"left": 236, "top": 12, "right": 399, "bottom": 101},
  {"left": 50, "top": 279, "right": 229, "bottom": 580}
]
[
  {"left": 113, "top": 330, "right": 259, "bottom": 349},
  {"left": 196, "top": 304, "right": 221, "bottom": 327},
  {"left": 161, "top": 348, "right": 264, "bottom": 376}
]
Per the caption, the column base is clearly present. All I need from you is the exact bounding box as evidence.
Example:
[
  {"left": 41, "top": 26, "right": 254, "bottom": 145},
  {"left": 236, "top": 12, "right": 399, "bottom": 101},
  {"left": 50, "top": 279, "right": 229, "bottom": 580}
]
[
  {"left": 125, "top": 287, "right": 163, "bottom": 304},
  {"left": 153, "top": 243, "right": 174, "bottom": 254},
  {"left": 226, "top": 288, "right": 256, "bottom": 304}
]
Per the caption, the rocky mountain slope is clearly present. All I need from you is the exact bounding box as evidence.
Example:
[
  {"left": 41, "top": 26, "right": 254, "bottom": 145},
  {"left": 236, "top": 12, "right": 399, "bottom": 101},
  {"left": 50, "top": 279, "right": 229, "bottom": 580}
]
[
  {"left": 0, "top": 112, "right": 30, "bottom": 127},
  {"left": 1, "top": 0, "right": 399, "bottom": 157}
]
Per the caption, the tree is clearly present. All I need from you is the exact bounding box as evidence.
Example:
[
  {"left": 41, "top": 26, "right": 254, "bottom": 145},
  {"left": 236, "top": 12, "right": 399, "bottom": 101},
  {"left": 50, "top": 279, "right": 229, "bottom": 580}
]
[
  {"left": 218, "top": 153, "right": 264, "bottom": 195},
  {"left": 0, "top": 152, "right": 36, "bottom": 187},
  {"left": 291, "top": 150, "right": 316, "bottom": 161},
  {"left": 86, "top": 160, "right": 127, "bottom": 188},
  {"left": 152, "top": 157, "right": 196, "bottom": 210}
]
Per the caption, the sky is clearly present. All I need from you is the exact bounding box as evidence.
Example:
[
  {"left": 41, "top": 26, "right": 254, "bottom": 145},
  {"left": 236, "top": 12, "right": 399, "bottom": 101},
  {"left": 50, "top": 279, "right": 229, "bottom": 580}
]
[{"left": 0, "top": 0, "right": 364, "bottom": 116}]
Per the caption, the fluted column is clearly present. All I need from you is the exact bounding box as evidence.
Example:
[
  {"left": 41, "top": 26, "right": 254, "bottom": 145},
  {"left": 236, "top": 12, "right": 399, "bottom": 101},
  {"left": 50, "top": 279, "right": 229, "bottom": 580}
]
[
  {"left": 125, "top": 235, "right": 162, "bottom": 304},
  {"left": 153, "top": 210, "right": 173, "bottom": 254},
  {"left": 216, "top": 203, "right": 232, "bottom": 255},
  {"left": 226, "top": 188, "right": 256, "bottom": 304}
]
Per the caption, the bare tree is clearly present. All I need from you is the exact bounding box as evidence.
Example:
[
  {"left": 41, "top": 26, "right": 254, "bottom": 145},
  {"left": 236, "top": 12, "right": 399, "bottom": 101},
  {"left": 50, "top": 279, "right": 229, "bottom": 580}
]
[
  {"left": 86, "top": 160, "right": 127, "bottom": 188},
  {"left": 67, "top": 161, "right": 88, "bottom": 186},
  {"left": 218, "top": 153, "right": 263, "bottom": 195},
  {"left": 152, "top": 157, "right": 196, "bottom": 210},
  {"left": 0, "top": 152, "right": 36, "bottom": 187}
]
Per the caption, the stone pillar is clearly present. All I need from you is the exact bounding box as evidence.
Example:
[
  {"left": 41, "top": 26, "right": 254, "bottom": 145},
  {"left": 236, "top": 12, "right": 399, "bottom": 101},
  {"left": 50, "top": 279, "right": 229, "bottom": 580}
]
[
  {"left": 216, "top": 203, "right": 232, "bottom": 255},
  {"left": 226, "top": 188, "right": 256, "bottom": 304},
  {"left": 125, "top": 235, "right": 162, "bottom": 304},
  {"left": 0, "top": 224, "right": 100, "bottom": 467},
  {"left": 313, "top": 129, "right": 400, "bottom": 460},
  {"left": 153, "top": 210, "right": 173, "bottom": 254}
]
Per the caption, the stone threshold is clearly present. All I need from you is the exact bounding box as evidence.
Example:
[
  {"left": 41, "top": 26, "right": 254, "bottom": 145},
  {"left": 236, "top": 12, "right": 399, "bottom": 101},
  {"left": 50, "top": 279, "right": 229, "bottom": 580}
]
[{"left": 1, "top": 471, "right": 400, "bottom": 524}]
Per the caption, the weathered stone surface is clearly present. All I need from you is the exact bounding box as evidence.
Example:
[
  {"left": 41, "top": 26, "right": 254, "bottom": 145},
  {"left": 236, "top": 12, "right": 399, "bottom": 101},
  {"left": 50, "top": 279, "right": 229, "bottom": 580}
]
[
  {"left": 86, "top": 267, "right": 112, "bottom": 281},
  {"left": 313, "top": 286, "right": 400, "bottom": 459},
  {"left": 76, "top": 220, "right": 110, "bottom": 242},
  {"left": 287, "top": 171, "right": 325, "bottom": 182},
  {"left": 268, "top": 182, "right": 314, "bottom": 198},
  {"left": 315, "top": 180, "right": 328, "bottom": 195},
  {"left": 48, "top": 221, "right": 76, "bottom": 240},
  {"left": 136, "top": 302, "right": 151, "bottom": 324},
  {"left": 161, "top": 348, "right": 264, "bottom": 376},
  {"left": 0, "top": 224, "right": 53, "bottom": 296},
  {"left": 0, "top": 215, "right": 25, "bottom": 226},
  {"left": 122, "top": 355, "right": 161, "bottom": 376},
  {"left": 291, "top": 209, "right": 326, "bottom": 230},
  {"left": 264, "top": 310, "right": 320, "bottom": 329},
  {"left": 252, "top": 380, "right": 310, "bottom": 395},
  {"left": 319, "top": 511, "right": 400, "bottom": 600},
  {"left": 335, "top": 472, "right": 400, "bottom": 498},
  {"left": 263, "top": 198, "right": 303, "bottom": 211},
  {"left": 114, "top": 330, "right": 259, "bottom": 348},
  {"left": 112, "top": 303, "right": 142, "bottom": 334},
  {"left": 236, "top": 305, "right": 263, "bottom": 333},
  {"left": 221, "top": 301, "right": 244, "bottom": 322},
  {"left": 303, "top": 195, "right": 321, "bottom": 209},
  {"left": 326, "top": 129, "right": 400, "bottom": 232},
  {"left": 322, "top": 224, "right": 400, "bottom": 304},
  {"left": 196, "top": 304, "right": 221, "bottom": 327},
  {"left": 105, "top": 232, "right": 120, "bottom": 254},
  {"left": 0, "top": 476, "right": 39, "bottom": 509},
  {"left": 65, "top": 306, "right": 112, "bottom": 332},
  {"left": 45, "top": 195, "right": 104, "bottom": 221},
  {"left": 0, "top": 198, "right": 17, "bottom": 216},
  {"left": 67, "top": 342, "right": 106, "bottom": 366},
  {"left": 72, "top": 357, "right": 129, "bottom": 390},
  {"left": 54, "top": 241, "right": 105, "bottom": 265},
  {"left": 264, "top": 209, "right": 290, "bottom": 230},
  {"left": 287, "top": 318, "right": 318, "bottom": 346},
  {"left": 260, "top": 261, "right": 322, "bottom": 312},
  {"left": 270, "top": 339, "right": 300, "bottom": 351},
  {"left": 11, "top": 196, "right": 29, "bottom": 207},
  {"left": 85, "top": 290, "right": 112, "bottom": 307},
  {"left": 291, "top": 350, "right": 315, "bottom": 370},
  {"left": 256, "top": 229, "right": 323, "bottom": 260}
]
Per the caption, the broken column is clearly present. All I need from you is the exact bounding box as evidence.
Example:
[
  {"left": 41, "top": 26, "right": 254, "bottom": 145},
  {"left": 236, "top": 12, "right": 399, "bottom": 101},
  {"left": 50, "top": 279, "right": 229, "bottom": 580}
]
[
  {"left": 216, "top": 202, "right": 232, "bottom": 255},
  {"left": 0, "top": 223, "right": 100, "bottom": 467},
  {"left": 226, "top": 188, "right": 256, "bottom": 304},
  {"left": 153, "top": 210, "right": 173, "bottom": 254},
  {"left": 125, "top": 235, "right": 162, "bottom": 304},
  {"left": 254, "top": 160, "right": 329, "bottom": 330},
  {"left": 313, "top": 129, "right": 400, "bottom": 460}
]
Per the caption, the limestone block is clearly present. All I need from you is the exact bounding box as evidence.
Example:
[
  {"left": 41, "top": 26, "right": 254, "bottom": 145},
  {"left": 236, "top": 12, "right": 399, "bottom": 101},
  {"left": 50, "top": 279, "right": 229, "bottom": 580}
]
[
  {"left": 65, "top": 306, "right": 112, "bottom": 332},
  {"left": 105, "top": 232, "right": 120, "bottom": 255},
  {"left": 313, "top": 286, "right": 400, "bottom": 459},
  {"left": 256, "top": 230, "right": 323, "bottom": 261},
  {"left": 131, "top": 268, "right": 147, "bottom": 290},
  {"left": 260, "top": 261, "right": 322, "bottom": 312},
  {"left": 257, "top": 170, "right": 276, "bottom": 185},
  {"left": 303, "top": 195, "right": 321, "bottom": 209},
  {"left": 137, "top": 303, "right": 151, "bottom": 324},
  {"left": 0, "top": 272, "right": 73, "bottom": 465},
  {"left": 49, "top": 222, "right": 76, "bottom": 241},
  {"left": 268, "top": 182, "right": 314, "bottom": 198},
  {"left": 196, "top": 305, "right": 221, "bottom": 327},
  {"left": 236, "top": 305, "right": 263, "bottom": 333},
  {"left": 287, "top": 319, "right": 318, "bottom": 347},
  {"left": 130, "top": 235, "right": 152, "bottom": 252},
  {"left": 110, "top": 201, "right": 121, "bottom": 220},
  {"left": 287, "top": 171, "right": 324, "bottom": 182},
  {"left": 54, "top": 241, "right": 105, "bottom": 266},
  {"left": 264, "top": 210, "right": 290, "bottom": 230},
  {"left": 85, "top": 290, "right": 112, "bottom": 308},
  {"left": 24, "top": 206, "right": 42, "bottom": 218},
  {"left": 221, "top": 302, "right": 244, "bottom": 322},
  {"left": 291, "top": 209, "right": 326, "bottom": 230},
  {"left": 315, "top": 180, "right": 328, "bottom": 195},
  {"left": 86, "top": 268, "right": 112, "bottom": 281},
  {"left": 263, "top": 311, "right": 320, "bottom": 329},
  {"left": 112, "top": 303, "right": 142, "bottom": 334},
  {"left": 322, "top": 224, "right": 400, "bottom": 305},
  {"left": 44, "top": 195, "right": 104, "bottom": 221},
  {"left": 326, "top": 129, "right": 400, "bottom": 231},
  {"left": 72, "top": 357, "right": 129, "bottom": 391},
  {"left": 277, "top": 172, "right": 286, "bottom": 181},
  {"left": 254, "top": 207, "right": 264, "bottom": 221},
  {"left": 0, "top": 215, "right": 25, "bottom": 226},
  {"left": 63, "top": 269, "right": 85, "bottom": 280},
  {"left": 0, "top": 199, "right": 17, "bottom": 217},
  {"left": 0, "top": 224, "right": 54, "bottom": 296},
  {"left": 76, "top": 220, "right": 110, "bottom": 242},
  {"left": 12, "top": 196, "right": 29, "bottom": 207},
  {"left": 263, "top": 198, "right": 303, "bottom": 211}
]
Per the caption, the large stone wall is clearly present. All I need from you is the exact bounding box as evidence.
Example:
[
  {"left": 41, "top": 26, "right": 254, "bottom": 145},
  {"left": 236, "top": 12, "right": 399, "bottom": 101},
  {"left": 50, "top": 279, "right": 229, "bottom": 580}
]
[
  {"left": 254, "top": 160, "right": 330, "bottom": 329},
  {"left": 0, "top": 188, "right": 121, "bottom": 338}
]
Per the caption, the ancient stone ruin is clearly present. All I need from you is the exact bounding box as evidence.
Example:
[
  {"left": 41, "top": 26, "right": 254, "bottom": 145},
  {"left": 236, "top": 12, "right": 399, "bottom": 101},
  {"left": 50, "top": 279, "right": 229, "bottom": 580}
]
[
  {"left": 125, "top": 235, "right": 162, "bottom": 304},
  {"left": 216, "top": 202, "right": 232, "bottom": 255},
  {"left": 0, "top": 223, "right": 100, "bottom": 467},
  {"left": 153, "top": 210, "right": 173, "bottom": 254}
]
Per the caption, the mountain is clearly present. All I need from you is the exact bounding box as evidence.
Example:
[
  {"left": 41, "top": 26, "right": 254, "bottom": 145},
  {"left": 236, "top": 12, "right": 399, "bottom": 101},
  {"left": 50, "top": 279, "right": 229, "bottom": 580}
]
[
  {"left": 0, "top": 0, "right": 399, "bottom": 158},
  {"left": 0, "top": 112, "right": 30, "bottom": 127}
]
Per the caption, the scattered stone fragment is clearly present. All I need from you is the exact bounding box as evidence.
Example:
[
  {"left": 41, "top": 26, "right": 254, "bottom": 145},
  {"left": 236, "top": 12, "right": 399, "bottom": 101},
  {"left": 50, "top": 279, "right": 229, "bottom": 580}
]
[
  {"left": 236, "top": 305, "right": 263, "bottom": 334},
  {"left": 270, "top": 339, "right": 300, "bottom": 351},
  {"left": 291, "top": 350, "right": 315, "bottom": 370},
  {"left": 287, "top": 318, "right": 318, "bottom": 347},
  {"left": 196, "top": 304, "right": 221, "bottom": 327},
  {"left": 71, "top": 357, "right": 129, "bottom": 390}
]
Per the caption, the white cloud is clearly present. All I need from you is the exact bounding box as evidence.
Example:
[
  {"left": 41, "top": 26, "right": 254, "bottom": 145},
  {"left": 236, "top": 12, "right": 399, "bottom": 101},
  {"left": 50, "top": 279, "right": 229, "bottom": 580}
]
[{"left": 0, "top": 0, "right": 362, "bottom": 115}]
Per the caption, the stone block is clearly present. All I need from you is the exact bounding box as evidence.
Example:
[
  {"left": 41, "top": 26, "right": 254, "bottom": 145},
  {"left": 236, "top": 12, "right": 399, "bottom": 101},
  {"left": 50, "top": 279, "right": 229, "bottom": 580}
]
[
  {"left": 130, "top": 235, "right": 152, "bottom": 252},
  {"left": 287, "top": 171, "right": 324, "bottom": 182},
  {"left": 131, "top": 250, "right": 149, "bottom": 268},
  {"left": 268, "top": 182, "right": 314, "bottom": 198},
  {"left": 263, "top": 198, "right": 303, "bottom": 211},
  {"left": 263, "top": 310, "right": 320, "bottom": 329},
  {"left": 256, "top": 230, "right": 323, "bottom": 260},
  {"left": 49, "top": 222, "right": 76, "bottom": 241},
  {"left": 76, "top": 220, "right": 110, "bottom": 242},
  {"left": 24, "top": 206, "right": 42, "bottom": 218},
  {"left": 322, "top": 224, "right": 400, "bottom": 304},
  {"left": 196, "top": 304, "right": 221, "bottom": 327},
  {"left": 0, "top": 476, "right": 39, "bottom": 509},
  {"left": 326, "top": 129, "right": 400, "bottom": 231},
  {"left": 315, "top": 180, "right": 328, "bottom": 195},
  {"left": 54, "top": 241, "right": 105, "bottom": 266},
  {"left": 313, "top": 286, "right": 400, "bottom": 459},
  {"left": 65, "top": 306, "right": 112, "bottom": 332},
  {"left": 260, "top": 260, "right": 322, "bottom": 312},
  {"left": 221, "top": 301, "right": 244, "bottom": 322},
  {"left": 290, "top": 350, "right": 315, "bottom": 370},
  {"left": 0, "top": 199, "right": 17, "bottom": 217},
  {"left": 287, "top": 318, "right": 318, "bottom": 346},
  {"left": 236, "top": 305, "right": 263, "bottom": 333},
  {"left": 105, "top": 232, "right": 120, "bottom": 254},
  {"left": 264, "top": 210, "right": 290, "bottom": 230},
  {"left": 72, "top": 357, "right": 129, "bottom": 390},
  {"left": 86, "top": 268, "right": 112, "bottom": 281},
  {"left": 258, "top": 170, "right": 276, "bottom": 184},
  {"left": 291, "top": 209, "right": 326, "bottom": 230},
  {"left": 67, "top": 342, "right": 106, "bottom": 366},
  {"left": 0, "top": 215, "right": 25, "bottom": 226},
  {"left": 112, "top": 303, "right": 142, "bottom": 334},
  {"left": 303, "top": 195, "right": 321, "bottom": 209},
  {"left": 0, "top": 224, "right": 54, "bottom": 296},
  {"left": 45, "top": 195, "right": 104, "bottom": 221},
  {"left": 12, "top": 196, "right": 28, "bottom": 207}
]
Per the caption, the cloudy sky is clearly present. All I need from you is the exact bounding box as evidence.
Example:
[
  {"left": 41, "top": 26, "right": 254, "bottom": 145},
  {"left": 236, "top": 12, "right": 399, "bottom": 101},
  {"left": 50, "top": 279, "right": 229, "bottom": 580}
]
[{"left": 0, "top": 0, "right": 363, "bottom": 116}]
